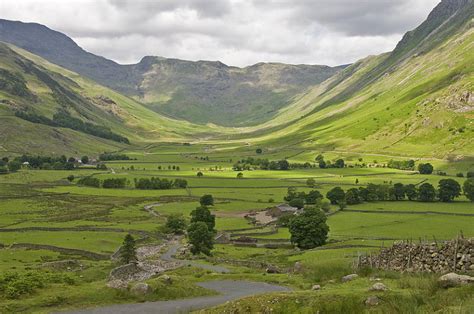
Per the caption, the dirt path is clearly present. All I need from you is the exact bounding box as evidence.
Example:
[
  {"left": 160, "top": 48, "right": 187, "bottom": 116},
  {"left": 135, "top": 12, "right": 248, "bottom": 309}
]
[{"left": 67, "top": 280, "right": 290, "bottom": 314}]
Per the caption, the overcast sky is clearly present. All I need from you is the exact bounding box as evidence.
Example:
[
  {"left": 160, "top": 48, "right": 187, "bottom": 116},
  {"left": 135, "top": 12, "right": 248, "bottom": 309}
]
[{"left": 0, "top": 0, "right": 441, "bottom": 67}]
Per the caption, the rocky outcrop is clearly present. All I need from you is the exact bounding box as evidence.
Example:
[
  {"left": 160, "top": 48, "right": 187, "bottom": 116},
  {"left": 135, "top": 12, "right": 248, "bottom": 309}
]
[{"left": 358, "top": 238, "right": 473, "bottom": 273}]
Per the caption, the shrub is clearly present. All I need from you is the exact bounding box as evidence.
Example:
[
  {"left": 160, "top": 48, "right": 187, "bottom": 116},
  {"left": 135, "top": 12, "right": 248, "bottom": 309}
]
[{"left": 77, "top": 176, "right": 101, "bottom": 187}]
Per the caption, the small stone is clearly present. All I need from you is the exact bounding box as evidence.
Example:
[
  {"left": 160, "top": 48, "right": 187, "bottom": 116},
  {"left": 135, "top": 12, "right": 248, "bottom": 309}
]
[
  {"left": 130, "top": 282, "right": 152, "bottom": 295},
  {"left": 365, "top": 296, "right": 380, "bottom": 306},
  {"left": 311, "top": 284, "right": 321, "bottom": 290},
  {"left": 342, "top": 274, "right": 358, "bottom": 282},
  {"left": 370, "top": 282, "right": 388, "bottom": 291}
]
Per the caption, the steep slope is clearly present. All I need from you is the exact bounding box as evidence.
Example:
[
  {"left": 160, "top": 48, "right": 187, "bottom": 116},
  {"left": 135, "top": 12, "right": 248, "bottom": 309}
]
[
  {"left": 222, "top": 0, "right": 474, "bottom": 158},
  {"left": 0, "top": 19, "right": 343, "bottom": 126},
  {"left": 0, "top": 43, "right": 216, "bottom": 155}
]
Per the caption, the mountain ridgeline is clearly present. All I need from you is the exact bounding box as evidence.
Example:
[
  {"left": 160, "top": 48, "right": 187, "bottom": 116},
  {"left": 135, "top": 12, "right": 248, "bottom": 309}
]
[
  {"left": 0, "top": 0, "right": 472, "bottom": 157},
  {"left": 0, "top": 19, "right": 343, "bottom": 126}
]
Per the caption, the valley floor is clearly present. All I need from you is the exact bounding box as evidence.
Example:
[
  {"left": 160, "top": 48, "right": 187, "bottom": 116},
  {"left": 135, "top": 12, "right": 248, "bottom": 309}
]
[{"left": 0, "top": 144, "right": 473, "bottom": 313}]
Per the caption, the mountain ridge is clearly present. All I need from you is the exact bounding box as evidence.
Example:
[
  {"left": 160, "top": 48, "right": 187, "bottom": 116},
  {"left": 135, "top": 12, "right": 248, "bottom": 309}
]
[{"left": 0, "top": 18, "right": 344, "bottom": 126}]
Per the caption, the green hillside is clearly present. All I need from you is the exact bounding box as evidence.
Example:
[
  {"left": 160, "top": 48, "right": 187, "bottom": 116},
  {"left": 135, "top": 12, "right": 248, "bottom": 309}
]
[
  {"left": 0, "top": 43, "right": 221, "bottom": 155},
  {"left": 0, "top": 19, "right": 343, "bottom": 126},
  {"left": 212, "top": 0, "right": 474, "bottom": 160}
]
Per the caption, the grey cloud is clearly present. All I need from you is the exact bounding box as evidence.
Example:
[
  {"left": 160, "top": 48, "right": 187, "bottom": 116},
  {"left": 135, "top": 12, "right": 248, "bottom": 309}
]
[
  {"left": 108, "top": 0, "right": 231, "bottom": 18},
  {"left": 253, "top": 0, "right": 440, "bottom": 36},
  {"left": 0, "top": 0, "right": 439, "bottom": 66}
]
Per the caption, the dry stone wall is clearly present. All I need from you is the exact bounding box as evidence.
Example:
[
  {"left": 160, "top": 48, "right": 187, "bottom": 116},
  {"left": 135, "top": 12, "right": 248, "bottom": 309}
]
[{"left": 358, "top": 237, "right": 473, "bottom": 273}]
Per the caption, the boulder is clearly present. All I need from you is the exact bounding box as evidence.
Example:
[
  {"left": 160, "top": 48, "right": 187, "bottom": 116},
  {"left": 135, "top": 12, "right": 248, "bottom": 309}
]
[
  {"left": 341, "top": 274, "right": 359, "bottom": 282},
  {"left": 130, "top": 283, "right": 152, "bottom": 295},
  {"left": 438, "top": 273, "right": 474, "bottom": 288},
  {"left": 294, "top": 262, "right": 303, "bottom": 273},
  {"left": 370, "top": 282, "right": 388, "bottom": 291},
  {"left": 311, "top": 284, "right": 321, "bottom": 291},
  {"left": 266, "top": 265, "right": 280, "bottom": 274},
  {"left": 106, "top": 279, "right": 128, "bottom": 290},
  {"left": 365, "top": 296, "right": 380, "bottom": 306},
  {"left": 162, "top": 274, "right": 173, "bottom": 284}
]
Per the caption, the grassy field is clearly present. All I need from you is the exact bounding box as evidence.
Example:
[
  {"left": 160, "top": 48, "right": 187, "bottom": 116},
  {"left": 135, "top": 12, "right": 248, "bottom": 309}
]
[{"left": 0, "top": 146, "right": 473, "bottom": 313}]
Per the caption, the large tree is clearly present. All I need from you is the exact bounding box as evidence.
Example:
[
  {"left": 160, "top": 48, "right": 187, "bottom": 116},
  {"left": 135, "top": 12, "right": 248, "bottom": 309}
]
[
  {"left": 165, "top": 215, "right": 187, "bottom": 234},
  {"left": 289, "top": 207, "right": 329, "bottom": 249},
  {"left": 188, "top": 222, "right": 214, "bottom": 256},
  {"left": 418, "top": 163, "right": 434, "bottom": 174},
  {"left": 345, "top": 188, "right": 361, "bottom": 205},
  {"left": 438, "top": 179, "right": 461, "bottom": 202},
  {"left": 418, "top": 183, "right": 436, "bottom": 202},
  {"left": 393, "top": 183, "right": 405, "bottom": 200},
  {"left": 463, "top": 178, "right": 474, "bottom": 202},
  {"left": 120, "top": 234, "right": 137, "bottom": 264},
  {"left": 190, "top": 206, "right": 215, "bottom": 232},
  {"left": 404, "top": 184, "right": 418, "bottom": 201},
  {"left": 200, "top": 194, "right": 214, "bottom": 206},
  {"left": 326, "top": 187, "right": 345, "bottom": 205}
]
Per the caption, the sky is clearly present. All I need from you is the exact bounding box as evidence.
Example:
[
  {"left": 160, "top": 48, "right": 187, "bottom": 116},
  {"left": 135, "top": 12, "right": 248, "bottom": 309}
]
[{"left": 0, "top": 0, "right": 441, "bottom": 67}]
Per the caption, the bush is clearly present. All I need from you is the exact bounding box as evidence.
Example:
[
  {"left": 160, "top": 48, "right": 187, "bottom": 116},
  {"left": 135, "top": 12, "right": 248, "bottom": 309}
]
[
  {"left": 77, "top": 176, "right": 101, "bottom": 188},
  {"left": 102, "top": 178, "right": 127, "bottom": 189},
  {"left": 418, "top": 163, "right": 434, "bottom": 174}
]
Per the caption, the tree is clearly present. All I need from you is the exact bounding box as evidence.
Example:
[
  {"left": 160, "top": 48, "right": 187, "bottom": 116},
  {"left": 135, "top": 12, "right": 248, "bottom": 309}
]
[
  {"left": 466, "top": 171, "right": 474, "bottom": 178},
  {"left": 418, "top": 163, "right": 434, "bottom": 174},
  {"left": 305, "top": 190, "right": 323, "bottom": 204},
  {"left": 67, "top": 175, "right": 75, "bottom": 182},
  {"left": 200, "top": 194, "right": 214, "bottom": 206},
  {"left": 404, "top": 184, "right": 418, "bottom": 201},
  {"left": 165, "top": 215, "right": 187, "bottom": 234},
  {"left": 68, "top": 157, "right": 76, "bottom": 163},
  {"left": 120, "top": 234, "right": 137, "bottom": 264},
  {"left": 334, "top": 159, "right": 345, "bottom": 168},
  {"left": 418, "top": 183, "right": 436, "bottom": 202},
  {"left": 306, "top": 178, "right": 316, "bottom": 188},
  {"left": 197, "top": 171, "right": 204, "bottom": 177},
  {"left": 438, "top": 179, "right": 461, "bottom": 202},
  {"left": 463, "top": 178, "right": 474, "bottom": 202},
  {"left": 393, "top": 183, "right": 405, "bottom": 200},
  {"left": 81, "top": 156, "right": 89, "bottom": 164},
  {"left": 288, "top": 207, "right": 329, "bottom": 249},
  {"left": 256, "top": 148, "right": 263, "bottom": 154},
  {"left": 345, "top": 188, "right": 361, "bottom": 205},
  {"left": 236, "top": 172, "right": 244, "bottom": 179},
  {"left": 326, "top": 187, "right": 345, "bottom": 205},
  {"left": 188, "top": 222, "right": 214, "bottom": 255},
  {"left": 318, "top": 160, "right": 327, "bottom": 169},
  {"left": 315, "top": 154, "right": 324, "bottom": 163},
  {"left": 289, "top": 198, "right": 305, "bottom": 209},
  {"left": 7, "top": 161, "right": 21, "bottom": 172},
  {"left": 278, "top": 159, "right": 290, "bottom": 170},
  {"left": 190, "top": 206, "right": 215, "bottom": 231}
]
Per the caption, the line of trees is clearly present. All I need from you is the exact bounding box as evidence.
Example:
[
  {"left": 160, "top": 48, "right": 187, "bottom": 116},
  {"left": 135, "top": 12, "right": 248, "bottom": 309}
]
[
  {"left": 233, "top": 157, "right": 290, "bottom": 171},
  {"left": 98, "top": 153, "right": 131, "bottom": 161},
  {"left": 134, "top": 177, "right": 188, "bottom": 190},
  {"left": 325, "top": 178, "right": 474, "bottom": 206},
  {"left": 77, "top": 176, "right": 128, "bottom": 189}
]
